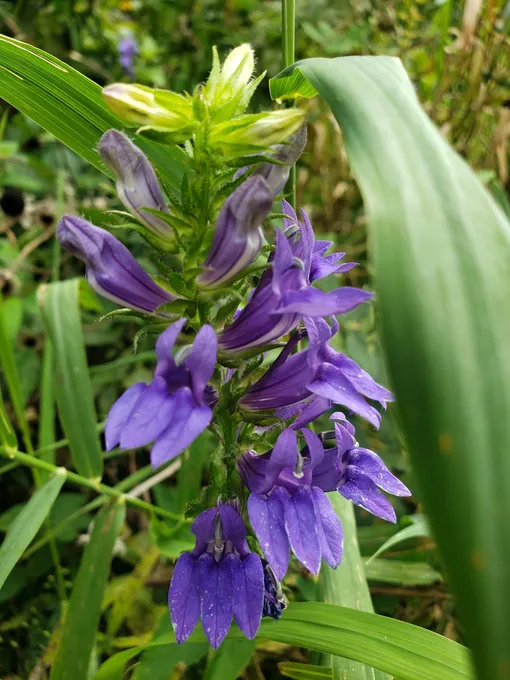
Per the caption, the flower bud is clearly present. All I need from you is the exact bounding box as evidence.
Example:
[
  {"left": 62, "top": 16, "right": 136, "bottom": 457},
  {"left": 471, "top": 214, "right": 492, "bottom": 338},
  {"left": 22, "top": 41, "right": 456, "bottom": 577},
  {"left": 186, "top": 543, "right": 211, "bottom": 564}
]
[
  {"left": 57, "top": 215, "right": 174, "bottom": 314},
  {"left": 102, "top": 84, "right": 195, "bottom": 137},
  {"left": 210, "top": 109, "right": 306, "bottom": 158},
  {"left": 203, "top": 44, "right": 264, "bottom": 121},
  {"left": 98, "top": 130, "right": 172, "bottom": 240}
]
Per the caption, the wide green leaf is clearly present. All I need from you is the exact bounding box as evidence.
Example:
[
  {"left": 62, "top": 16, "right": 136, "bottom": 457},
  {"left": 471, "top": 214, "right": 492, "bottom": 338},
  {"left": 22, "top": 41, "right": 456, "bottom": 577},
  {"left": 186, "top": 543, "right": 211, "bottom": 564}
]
[
  {"left": 95, "top": 602, "right": 474, "bottom": 680},
  {"left": 204, "top": 639, "right": 256, "bottom": 680},
  {"left": 0, "top": 472, "right": 65, "bottom": 590},
  {"left": 0, "top": 34, "right": 186, "bottom": 194},
  {"left": 271, "top": 55, "right": 510, "bottom": 680},
  {"left": 39, "top": 279, "right": 103, "bottom": 479},
  {"left": 51, "top": 501, "right": 125, "bottom": 680}
]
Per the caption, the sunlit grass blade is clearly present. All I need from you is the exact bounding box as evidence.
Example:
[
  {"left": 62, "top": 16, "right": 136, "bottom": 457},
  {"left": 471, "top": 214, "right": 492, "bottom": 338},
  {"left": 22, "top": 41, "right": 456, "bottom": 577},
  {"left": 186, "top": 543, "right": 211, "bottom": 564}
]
[
  {"left": 39, "top": 279, "right": 103, "bottom": 479},
  {"left": 0, "top": 34, "right": 186, "bottom": 195},
  {"left": 270, "top": 55, "right": 510, "bottom": 679},
  {"left": 319, "top": 496, "right": 389, "bottom": 680},
  {"left": 0, "top": 470, "right": 65, "bottom": 590},
  {"left": 50, "top": 501, "right": 125, "bottom": 680},
  {"left": 95, "top": 602, "right": 474, "bottom": 680}
]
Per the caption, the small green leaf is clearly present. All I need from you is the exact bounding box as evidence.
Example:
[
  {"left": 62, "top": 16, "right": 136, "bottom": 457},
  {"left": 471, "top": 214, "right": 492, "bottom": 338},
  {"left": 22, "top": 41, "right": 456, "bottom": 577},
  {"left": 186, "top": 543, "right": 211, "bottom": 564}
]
[
  {"left": 366, "top": 516, "right": 430, "bottom": 565},
  {"left": 0, "top": 472, "right": 65, "bottom": 591},
  {"left": 39, "top": 279, "right": 103, "bottom": 479},
  {"left": 51, "top": 501, "right": 125, "bottom": 680},
  {"left": 365, "top": 559, "right": 442, "bottom": 586},
  {"left": 204, "top": 639, "right": 256, "bottom": 680}
]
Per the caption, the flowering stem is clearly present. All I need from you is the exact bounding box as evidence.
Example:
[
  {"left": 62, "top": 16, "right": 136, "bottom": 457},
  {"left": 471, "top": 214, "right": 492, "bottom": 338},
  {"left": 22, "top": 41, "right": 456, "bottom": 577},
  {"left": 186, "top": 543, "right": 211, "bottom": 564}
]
[
  {"left": 282, "top": 0, "right": 297, "bottom": 209},
  {"left": 0, "top": 447, "right": 186, "bottom": 523}
]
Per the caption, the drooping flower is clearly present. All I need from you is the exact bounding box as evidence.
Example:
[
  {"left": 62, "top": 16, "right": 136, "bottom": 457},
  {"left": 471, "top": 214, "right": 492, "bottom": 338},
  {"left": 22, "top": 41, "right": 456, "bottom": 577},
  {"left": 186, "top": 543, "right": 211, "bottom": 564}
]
[
  {"left": 57, "top": 215, "right": 174, "bottom": 314},
  {"left": 241, "top": 317, "right": 393, "bottom": 429},
  {"left": 98, "top": 130, "right": 172, "bottom": 241},
  {"left": 238, "top": 428, "right": 343, "bottom": 580},
  {"left": 117, "top": 33, "right": 138, "bottom": 77},
  {"left": 105, "top": 318, "right": 217, "bottom": 467},
  {"left": 197, "top": 130, "right": 307, "bottom": 291},
  {"left": 219, "top": 205, "right": 371, "bottom": 355},
  {"left": 169, "top": 502, "right": 264, "bottom": 648},
  {"left": 196, "top": 175, "right": 273, "bottom": 290},
  {"left": 313, "top": 413, "right": 411, "bottom": 522}
]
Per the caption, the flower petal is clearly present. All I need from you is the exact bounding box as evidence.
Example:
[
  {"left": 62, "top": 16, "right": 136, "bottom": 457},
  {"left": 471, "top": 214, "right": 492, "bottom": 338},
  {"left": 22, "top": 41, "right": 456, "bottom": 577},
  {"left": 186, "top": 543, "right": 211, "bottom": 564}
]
[
  {"left": 119, "top": 377, "right": 175, "bottom": 449},
  {"left": 191, "top": 507, "right": 218, "bottom": 548},
  {"left": 169, "top": 552, "right": 201, "bottom": 644},
  {"left": 328, "top": 353, "right": 394, "bottom": 406},
  {"left": 199, "top": 552, "right": 234, "bottom": 649},
  {"left": 339, "top": 468, "right": 397, "bottom": 522},
  {"left": 278, "top": 286, "right": 373, "bottom": 316},
  {"left": 348, "top": 448, "right": 411, "bottom": 497},
  {"left": 288, "top": 395, "right": 332, "bottom": 430},
  {"left": 232, "top": 553, "right": 264, "bottom": 639},
  {"left": 312, "top": 487, "right": 343, "bottom": 569},
  {"left": 248, "top": 490, "right": 290, "bottom": 581},
  {"left": 300, "top": 428, "right": 324, "bottom": 469},
  {"left": 265, "top": 429, "right": 298, "bottom": 491},
  {"left": 237, "top": 450, "right": 270, "bottom": 495},
  {"left": 185, "top": 324, "right": 217, "bottom": 403},
  {"left": 219, "top": 504, "right": 249, "bottom": 556},
  {"left": 154, "top": 318, "right": 187, "bottom": 377},
  {"left": 308, "top": 362, "right": 382, "bottom": 429},
  {"left": 150, "top": 387, "right": 212, "bottom": 467},
  {"left": 105, "top": 382, "right": 147, "bottom": 450},
  {"left": 282, "top": 486, "right": 321, "bottom": 575}
]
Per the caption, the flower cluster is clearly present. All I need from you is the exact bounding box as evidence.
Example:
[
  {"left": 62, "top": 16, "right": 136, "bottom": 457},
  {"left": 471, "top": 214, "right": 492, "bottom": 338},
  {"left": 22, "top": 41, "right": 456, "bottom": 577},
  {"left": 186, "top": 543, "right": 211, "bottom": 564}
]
[{"left": 57, "top": 45, "right": 411, "bottom": 649}]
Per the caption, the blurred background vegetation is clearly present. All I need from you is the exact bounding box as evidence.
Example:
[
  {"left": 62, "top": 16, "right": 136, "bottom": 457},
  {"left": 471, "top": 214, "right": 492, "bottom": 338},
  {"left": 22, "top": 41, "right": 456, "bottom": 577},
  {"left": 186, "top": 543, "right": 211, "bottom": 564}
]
[{"left": 0, "top": 0, "right": 508, "bottom": 678}]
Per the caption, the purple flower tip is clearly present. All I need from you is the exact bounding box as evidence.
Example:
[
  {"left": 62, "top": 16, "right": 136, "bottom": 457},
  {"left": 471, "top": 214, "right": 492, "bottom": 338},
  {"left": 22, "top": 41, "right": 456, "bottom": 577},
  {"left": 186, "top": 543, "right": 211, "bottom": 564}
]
[{"left": 57, "top": 215, "right": 174, "bottom": 314}]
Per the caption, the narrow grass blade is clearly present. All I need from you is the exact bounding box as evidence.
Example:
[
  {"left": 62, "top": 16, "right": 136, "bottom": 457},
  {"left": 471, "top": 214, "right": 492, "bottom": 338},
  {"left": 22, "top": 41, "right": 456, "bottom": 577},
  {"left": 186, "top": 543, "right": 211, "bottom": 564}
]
[
  {"left": 51, "top": 501, "right": 125, "bottom": 680},
  {"left": 0, "top": 386, "right": 17, "bottom": 451},
  {"left": 0, "top": 471, "right": 65, "bottom": 590},
  {"left": 366, "top": 516, "right": 430, "bottom": 565},
  {"left": 39, "top": 279, "right": 103, "bottom": 479},
  {"left": 318, "top": 495, "right": 388, "bottom": 680},
  {"left": 204, "top": 639, "right": 256, "bottom": 680},
  {"left": 279, "top": 662, "right": 332, "bottom": 679}
]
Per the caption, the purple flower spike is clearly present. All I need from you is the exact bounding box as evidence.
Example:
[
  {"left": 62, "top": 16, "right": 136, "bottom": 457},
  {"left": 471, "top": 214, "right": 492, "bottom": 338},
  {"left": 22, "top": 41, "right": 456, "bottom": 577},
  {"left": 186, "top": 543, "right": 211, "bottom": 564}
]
[
  {"left": 197, "top": 175, "right": 273, "bottom": 290},
  {"left": 57, "top": 215, "right": 174, "bottom": 314},
  {"left": 98, "top": 130, "right": 172, "bottom": 240},
  {"left": 219, "top": 207, "right": 370, "bottom": 355},
  {"left": 118, "top": 34, "right": 138, "bottom": 77},
  {"left": 105, "top": 318, "right": 218, "bottom": 467},
  {"left": 169, "top": 503, "right": 265, "bottom": 648},
  {"left": 249, "top": 127, "right": 307, "bottom": 197},
  {"left": 240, "top": 428, "right": 343, "bottom": 578},
  {"left": 241, "top": 317, "right": 394, "bottom": 430}
]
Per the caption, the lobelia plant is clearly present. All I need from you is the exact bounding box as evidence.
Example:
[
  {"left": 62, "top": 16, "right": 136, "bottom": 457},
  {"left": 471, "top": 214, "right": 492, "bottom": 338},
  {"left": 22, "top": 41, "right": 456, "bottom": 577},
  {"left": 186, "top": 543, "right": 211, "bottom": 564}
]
[{"left": 56, "top": 44, "right": 411, "bottom": 649}]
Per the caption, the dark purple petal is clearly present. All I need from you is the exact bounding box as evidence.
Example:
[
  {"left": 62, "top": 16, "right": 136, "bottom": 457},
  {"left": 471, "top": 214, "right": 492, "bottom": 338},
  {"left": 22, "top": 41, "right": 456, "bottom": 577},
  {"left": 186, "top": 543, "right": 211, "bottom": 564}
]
[
  {"left": 237, "top": 450, "right": 270, "bottom": 495},
  {"left": 310, "top": 256, "right": 356, "bottom": 282},
  {"left": 308, "top": 362, "right": 382, "bottom": 429},
  {"left": 300, "top": 428, "right": 324, "bottom": 469},
  {"left": 278, "top": 287, "right": 373, "bottom": 316},
  {"left": 98, "top": 130, "right": 171, "bottom": 238},
  {"left": 325, "top": 352, "right": 394, "bottom": 407},
  {"left": 265, "top": 429, "right": 298, "bottom": 491},
  {"left": 312, "top": 487, "right": 343, "bottom": 569},
  {"left": 282, "top": 486, "right": 321, "bottom": 575},
  {"left": 282, "top": 198, "right": 299, "bottom": 230},
  {"left": 154, "top": 318, "right": 187, "bottom": 378},
  {"left": 118, "top": 377, "right": 175, "bottom": 449},
  {"left": 271, "top": 228, "right": 296, "bottom": 294},
  {"left": 219, "top": 504, "right": 250, "bottom": 556},
  {"left": 185, "top": 324, "right": 217, "bottom": 403},
  {"left": 334, "top": 422, "right": 356, "bottom": 454},
  {"left": 289, "top": 395, "right": 332, "bottom": 429},
  {"left": 105, "top": 382, "right": 147, "bottom": 450},
  {"left": 197, "top": 175, "right": 272, "bottom": 289},
  {"left": 169, "top": 552, "right": 201, "bottom": 644},
  {"left": 248, "top": 490, "right": 290, "bottom": 581},
  {"left": 199, "top": 552, "right": 234, "bottom": 649},
  {"left": 252, "top": 128, "right": 307, "bottom": 197},
  {"left": 191, "top": 507, "right": 218, "bottom": 549},
  {"left": 150, "top": 387, "right": 212, "bottom": 467},
  {"left": 339, "top": 468, "right": 397, "bottom": 522},
  {"left": 231, "top": 553, "right": 264, "bottom": 639},
  {"left": 348, "top": 448, "right": 411, "bottom": 497},
  {"left": 311, "top": 448, "right": 342, "bottom": 492},
  {"left": 57, "top": 216, "right": 173, "bottom": 313},
  {"left": 330, "top": 412, "right": 356, "bottom": 435}
]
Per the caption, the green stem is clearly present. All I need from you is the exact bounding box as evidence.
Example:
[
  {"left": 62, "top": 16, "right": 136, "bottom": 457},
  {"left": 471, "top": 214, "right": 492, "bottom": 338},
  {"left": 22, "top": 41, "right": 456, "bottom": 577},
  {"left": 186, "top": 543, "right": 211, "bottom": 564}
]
[
  {"left": 0, "top": 448, "right": 186, "bottom": 523},
  {"left": 282, "top": 0, "right": 297, "bottom": 209}
]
